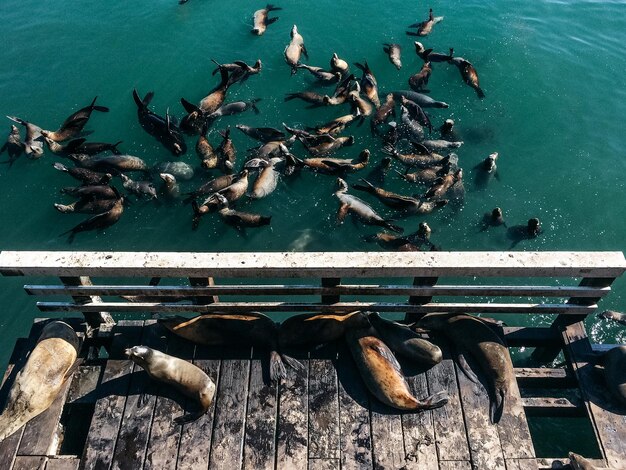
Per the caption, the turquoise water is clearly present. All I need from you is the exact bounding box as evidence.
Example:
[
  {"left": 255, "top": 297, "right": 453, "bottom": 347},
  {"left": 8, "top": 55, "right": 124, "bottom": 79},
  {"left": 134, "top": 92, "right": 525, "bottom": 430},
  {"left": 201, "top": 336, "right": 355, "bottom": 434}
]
[{"left": 0, "top": 0, "right": 625, "bottom": 389}]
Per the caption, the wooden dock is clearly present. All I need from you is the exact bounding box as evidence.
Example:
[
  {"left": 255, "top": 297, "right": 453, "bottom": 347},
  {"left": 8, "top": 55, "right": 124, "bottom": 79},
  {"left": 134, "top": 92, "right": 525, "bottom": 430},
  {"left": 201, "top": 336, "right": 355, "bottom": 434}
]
[{"left": 0, "top": 251, "right": 625, "bottom": 469}]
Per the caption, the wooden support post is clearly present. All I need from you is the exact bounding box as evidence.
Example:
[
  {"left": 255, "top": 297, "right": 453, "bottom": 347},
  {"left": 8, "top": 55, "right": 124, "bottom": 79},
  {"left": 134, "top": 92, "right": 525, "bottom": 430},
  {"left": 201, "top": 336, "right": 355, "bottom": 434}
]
[
  {"left": 321, "top": 277, "right": 340, "bottom": 305},
  {"left": 188, "top": 277, "right": 219, "bottom": 304},
  {"left": 531, "top": 277, "right": 615, "bottom": 363},
  {"left": 59, "top": 276, "right": 115, "bottom": 334},
  {"left": 405, "top": 276, "right": 438, "bottom": 323}
]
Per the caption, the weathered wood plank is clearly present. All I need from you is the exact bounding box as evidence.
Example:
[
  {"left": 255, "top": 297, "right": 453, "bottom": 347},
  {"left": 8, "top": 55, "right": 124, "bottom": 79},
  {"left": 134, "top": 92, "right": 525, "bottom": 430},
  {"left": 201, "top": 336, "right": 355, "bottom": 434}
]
[
  {"left": 12, "top": 456, "right": 46, "bottom": 470},
  {"left": 58, "top": 276, "right": 114, "bottom": 329},
  {"left": 176, "top": 346, "right": 220, "bottom": 470},
  {"left": 4, "top": 251, "right": 624, "bottom": 277},
  {"left": 25, "top": 284, "right": 611, "bottom": 298},
  {"left": 110, "top": 321, "right": 166, "bottom": 470},
  {"left": 455, "top": 361, "right": 506, "bottom": 470},
  {"left": 536, "top": 457, "right": 605, "bottom": 469},
  {"left": 308, "top": 458, "right": 340, "bottom": 470},
  {"left": 45, "top": 457, "right": 80, "bottom": 470},
  {"left": 522, "top": 396, "right": 584, "bottom": 417},
  {"left": 438, "top": 462, "right": 472, "bottom": 470},
  {"left": 505, "top": 459, "right": 538, "bottom": 470},
  {"left": 36, "top": 301, "right": 598, "bottom": 315},
  {"left": 426, "top": 347, "right": 470, "bottom": 461},
  {"left": 336, "top": 344, "right": 372, "bottom": 470},
  {"left": 562, "top": 321, "right": 626, "bottom": 470},
  {"left": 401, "top": 371, "right": 438, "bottom": 470},
  {"left": 308, "top": 344, "right": 339, "bottom": 460},
  {"left": 242, "top": 352, "right": 277, "bottom": 470},
  {"left": 143, "top": 329, "right": 194, "bottom": 470},
  {"left": 369, "top": 392, "right": 405, "bottom": 469},
  {"left": 209, "top": 351, "right": 251, "bottom": 470},
  {"left": 276, "top": 350, "right": 308, "bottom": 470},
  {"left": 80, "top": 320, "right": 143, "bottom": 470},
  {"left": 514, "top": 367, "right": 575, "bottom": 388},
  {"left": 67, "top": 365, "right": 102, "bottom": 404}
]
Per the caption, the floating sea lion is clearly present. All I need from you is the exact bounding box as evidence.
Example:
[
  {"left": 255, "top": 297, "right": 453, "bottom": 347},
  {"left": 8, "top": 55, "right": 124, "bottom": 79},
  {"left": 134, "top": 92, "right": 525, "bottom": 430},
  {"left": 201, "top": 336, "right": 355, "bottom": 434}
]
[
  {"left": 406, "top": 8, "right": 444, "bottom": 37},
  {"left": 294, "top": 149, "right": 369, "bottom": 174},
  {"left": 365, "top": 232, "right": 420, "bottom": 252},
  {"left": 424, "top": 169, "right": 462, "bottom": 200},
  {"left": 568, "top": 452, "right": 599, "bottom": 470},
  {"left": 250, "top": 138, "right": 294, "bottom": 160},
  {"left": 61, "top": 184, "right": 117, "bottom": 200},
  {"left": 354, "top": 61, "right": 380, "bottom": 107},
  {"left": 365, "top": 156, "right": 392, "bottom": 186},
  {"left": 247, "top": 156, "right": 282, "bottom": 199},
  {"left": 125, "top": 346, "right": 216, "bottom": 423},
  {"left": 327, "top": 73, "right": 356, "bottom": 106},
  {"left": 42, "top": 96, "right": 109, "bottom": 142},
  {"left": 478, "top": 152, "right": 498, "bottom": 173},
  {"left": 152, "top": 161, "right": 194, "bottom": 181},
  {"left": 284, "top": 91, "right": 331, "bottom": 106},
  {"left": 54, "top": 197, "right": 118, "bottom": 214},
  {"left": 394, "top": 158, "right": 453, "bottom": 185},
  {"left": 409, "top": 61, "right": 432, "bottom": 92},
  {"left": 409, "top": 221, "right": 433, "bottom": 246},
  {"left": 334, "top": 177, "right": 403, "bottom": 233},
  {"left": 392, "top": 90, "right": 449, "bottom": 109},
  {"left": 353, "top": 179, "right": 448, "bottom": 215},
  {"left": 0, "top": 125, "right": 24, "bottom": 167},
  {"left": 216, "top": 128, "right": 236, "bottom": 174},
  {"left": 418, "top": 313, "right": 513, "bottom": 423},
  {"left": 120, "top": 174, "right": 157, "bottom": 199},
  {"left": 44, "top": 137, "right": 122, "bottom": 156},
  {"left": 284, "top": 25, "right": 308, "bottom": 74},
  {"left": 214, "top": 193, "right": 271, "bottom": 229},
  {"left": 251, "top": 4, "right": 281, "bottom": 35},
  {"left": 422, "top": 139, "right": 463, "bottom": 151},
  {"left": 53, "top": 162, "right": 112, "bottom": 185},
  {"left": 219, "top": 59, "right": 262, "bottom": 87},
  {"left": 368, "top": 312, "right": 442, "bottom": 367},
  {"left": 474, "top": 152, "right": 499, "bottom": 188},
  {"left": 6, "top": 116, "right": 44, "bottom": 158},
  {"left": 159, "top": 173, "right": 180, "bottom": 199},
  {"left": 192, "top": 170, "right": 249, "bottom": 228},
  {"left": 439, "top": 118, "right": 461, "bottom": 141},
  {"left": 307, "top": 111, "right": 362, "bottom": 136},
  {"left": 0, "top": 321, "right": 79, "bottom": 443},
  {"left": 68, "top": 153, "right": 149, "bottom": 173},
  {"left": 346, "top": 327, "right": 448, "bottom": 411},
  {"left": 159, "top": 313, "right": 302, "bottom": 381},
  {"left": 348, "top": 86, "right": 373, "bottom": 117},
  {"left": 183, "top": 173, "right": 238, "bottom": 203},
  {"left": 236, "top": 124, "right": 285, "bottom": 143},
  {"left": 199, "top": 68, "right": 231, "bottom": 113},
  {"left": 196, "top": 123, "right": 218, "bottom": 170},
  {"left": 507, "top": 218, "right": 542, "bottom": 248},
  {"left": 382, "top": 121, "right": 400, "bottom": 147},
  {"left": 400, "top": 104, "right": 425, "bottom": 142},
  {"left": 60, "top": 193, "right": 125, "bottom": 243},
  {"left": 383, "top": 43, "right": 402, "bottom": 70},
  {"left": 301, "top": 135, "right": 355, "bottom": 157},
  {"left": 414, "top": 42, "right": 453, "bottom": 62},
  {"left": 296, "top": 64, "right": 342, "bottom": 84},
  {"left": 278, "top": 311, "right": 370, "bottom": 349},
  {"left": 399, "top": 96, "right": 433, "bottom": 133},
  {"left": 449, "top": 57, "right": 485, "bottom": 98},
  {"left": 330, "top": 53, "right": 349, "bottom": 75},
  {"left": 480, "top": 207, "right": 507, "bottom": 231},
  {"left": 598, "top": 310, "right": 626, "bottom": 327},
  {"left": 382, "top": 144, "right": 446, "bottom": 168},
  {"left": 132, "top": 90, "right": 186, "bottom": 156},
  {"left": 371, "top": 94, "right": 396, "bottom": 135},
  {"left": 207, "top": 99, "right": 260, "bottom": 123}
]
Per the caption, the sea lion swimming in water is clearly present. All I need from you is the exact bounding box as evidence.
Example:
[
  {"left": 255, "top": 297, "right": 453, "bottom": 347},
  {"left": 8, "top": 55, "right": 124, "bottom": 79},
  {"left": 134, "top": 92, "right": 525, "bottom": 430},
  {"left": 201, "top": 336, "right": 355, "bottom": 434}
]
[
  {"left": 132, "top": 90, "right": 186, "bottom": 156},
  {"left": 449, "top": 57, "right": 485, "bottom": 98},
  {"left": 246, "top": 156, "right": 283, "bottom": 199},
  {"left": 347, "top": 86, "right": 373, "bottom": 117},
  {"left": 196, "top": 123, "right": 218, "bottom": 170},
  {"left": 68, "top": 153, "right": 149, "bottom": 173},
  {"left": 330, "top": 53, "right": 349, "bottom": 75},
  {"left": 191, "top": 170, "right": 249, "bottom": 228},
  {"left": 308, "top": 110, "right": 362, "bottom": 136},
  {"left": 214, "top": 193, "right": 271, "bottom": 229},
  {"left": 52, "top": 162, "right": 112, "bottom": 185},
  {"left": 352, "top": 178, "right": 448, "bottom": 215},
  {"left": 0, "top": 125, "right": 24, "bottom": 167},
  {"left": 216, "top": 128, "right": 236, "bottom": 174},
  {"left": 119, "top": 174, "right": 157, "bottom": 200},
  {"left": 293, "top": 148, "right": 369, "bottom": 174},
  {"left": 406, "top": 8, "right": 444, "bottom": 37},
  {"left": 284, "top": 25, "right": 308, "bottom": 75},
  {"left": 284, "top": 91, "right": 331, "bottom": 106},
  {"left": 417, "top": 313, "right": 513, "bottom": 423},
  {"left": 598, "top": 310, "right": 626, "bottom": 327},
  {"left": 180, "top": 69, "right": 231, "bottom": 134},
  {"left": 392, "top": 90, "right": 449, "bottom": 109},
  {"left": 183, "top": 172, "right": 238, "bottom": 203},
  {"left": 152, "top": 161, "right": 195, "bottom": 181},
  {"left": 480, "top": 207, "right": 507, "bottom": 231},
  {"left": 365, "top": 232, "right": 420, "bottom": 252},
  {"left": 409, "top": 61, "right": 432, "bottom": 92},
  {"left": 159, "top": 173, "right": 180, "bottom": 200},
  {"left": 424, "top": 169, "right": 462, "bottom": 201},
  {"left": 42, "top": 96, "right": 109, "bottom": 142},
  {"left": 125, "top": 346, "right": 216, "bottom": 423},
  {"left": 346, "top": 327, "right": 448, "bottom": 411},
  {"left": 414, "top": 42, "right": 453, "bottom": 62},
  {"left": 371, "top": 94, "right": 395, "bottom": 135},
  {"left": 507, "top": 218, "right": 542, "bottom": 248},
  {"left": 300, "top": 135, "right": 355, "bottom": 157},
  {"left": 0, "top": 321, "right": 79, "bottom": 443},
  {"left": 60, "top": 192, "right": 125, "bottom": 243},
  {"left": 235, "top": 124, "right": 285, "bottom": 143},
  {"left": 61, "top": 184, "right": 118, "bottom": 200},
  {"left": 44, "top": 136, "right": 122, "bottom": 156},
  {"left": 354, "top": 61, "right": 380, "bottom": 107},
  {"left": 6, "top": 116, "right": 44, "bottom": 158},
  {"left": 251, "top": 4, "right": 281, "bottom": 36},
  {"left": 383, "top": 43, "right": 402, "bottom": 70},
  {"left": 382, "top": 143, "right": 446, "bottom": 168},
  {"left": 278, "top": 311, "right": 370, "bottom": 349},
  {"left": 296, "top": 64, "right": 341, "bottom": 84},
  {"left": 54, "top": 197, "right": 118, "bottom": 214},
  {"left": 158, "top": 313, "right": 303, "bottom": 381},
  {"left": 206, "top": 99, "right": 260, "bottom": 124}
]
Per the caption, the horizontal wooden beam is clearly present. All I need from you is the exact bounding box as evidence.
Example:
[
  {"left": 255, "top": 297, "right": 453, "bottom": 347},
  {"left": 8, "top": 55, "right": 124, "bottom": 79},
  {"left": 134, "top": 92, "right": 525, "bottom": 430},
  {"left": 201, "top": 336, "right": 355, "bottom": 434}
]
[
  {"left": 35, "top": 301, "right": 598, "bottom": 315},
  {"left": 2, "top": 251, "right": 624, "bottom": 278},
  {"left": 523, "top": 396, "right": 584, "bottom": 417},
  {"left": 23, "top": 284, "right": 611, "bottom": 298},
  {"left": 515, "top": 368, "right": 576, "bottom": 388}
]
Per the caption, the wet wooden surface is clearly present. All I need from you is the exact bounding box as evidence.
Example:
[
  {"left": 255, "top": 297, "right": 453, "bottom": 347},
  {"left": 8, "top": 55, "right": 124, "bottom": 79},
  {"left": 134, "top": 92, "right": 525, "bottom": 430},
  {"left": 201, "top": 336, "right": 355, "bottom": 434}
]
[{"left": 2, "top": 320, "right": 626, "bottom": 470}]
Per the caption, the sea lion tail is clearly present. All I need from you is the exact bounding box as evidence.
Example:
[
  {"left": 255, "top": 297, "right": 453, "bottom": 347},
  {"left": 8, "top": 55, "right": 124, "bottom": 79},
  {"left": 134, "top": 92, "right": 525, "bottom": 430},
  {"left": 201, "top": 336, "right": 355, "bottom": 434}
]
[
  {"left": 210, "top": 59, "right": 221, "bottom": 76},
  {"left": 250, "top": 99, "right": 261, "bottom": 114},
  {"left": 270, "top": 350, "right": 287, "bottom": 381},
  {"left": 476, "top": 87, "right": 485, "bottom": 99},
  {"left": 382, "top": 44, "right": 390, "bottom": 54},
  {"left": 90, "top": 96, "right": 109, "bottom": 113},
  {"left": 352, "top": 178, "right": 376, "bottom": 194},
  {"left": 284, "top": 93, "right": 298, "bottom": 102},
  {"left": 281, "top": 353, "right": 305, "bottom": 372},
  {"left": 132, "top": 89, "right": 145, "bottom": 109},
  {"left": 418, "top": 390, "right": 449, "bottom": 410},
  {"left": 111, "top": 141, "right": 123, "bottom": 155},
  {"left": 383, "top": 221, "right": 404, "bottom": 234},
  {"left": 490, "top": 388, "right": 505, "bottom": 424},
  {"left": 266, "top": 4, "right": 282, "bottom": 11}
]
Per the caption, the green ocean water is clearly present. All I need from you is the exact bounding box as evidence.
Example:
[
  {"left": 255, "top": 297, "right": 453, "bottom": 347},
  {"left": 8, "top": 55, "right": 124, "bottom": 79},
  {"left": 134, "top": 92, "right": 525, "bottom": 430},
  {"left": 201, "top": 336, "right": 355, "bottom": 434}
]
[{"left": 0, "top": 0, "right": 625, "bottom": 454}]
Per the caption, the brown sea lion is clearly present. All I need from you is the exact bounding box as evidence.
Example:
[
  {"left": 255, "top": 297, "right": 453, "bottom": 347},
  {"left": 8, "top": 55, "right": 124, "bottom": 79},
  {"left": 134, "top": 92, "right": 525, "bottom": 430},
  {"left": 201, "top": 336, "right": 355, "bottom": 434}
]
[
  {"left": 353, "top": 178, "right": 448, "bottom": 215},
  {"left": 251, "top": 4, "right": 281, "bottom": 36},
  {"left": 211, "top": 59, "right": 262, "bottom": 86},
  {"left": 0, "top": 125, "right": 24, "bottom": 166},
  {"left": 406, "top": 8, "right": 444, "bottom": 37},
  {"left": 598, "top": 310, "right": 626, "bottom": 327},
  {"left": 192, "top": 170, "right": 249, "bottom": 228},
  {"left": 409, "top": 61, "right": 432, "bottom": 92},
  {"left": 296, "top": 64, "right": 341, "bottom": 84},
  {"left": 449, "top": 57, "right": 485, "bottom": 98},
  {"left": 365, "top": 232, "right": 420, "bottom": 252},
  {"left": 67, "top": 153, "right": 149, "bottom": 173},
  {"left": 278, "top": 311, "right": 370, "bottom": 349},
  {"left": 354, "top": 61, "right": 380, "bottom": 107},
  {"left": 120, "top": 174, "right": 157, "bottom": 200},
  {"left": 346, "top": 327, "right": 448, "bottom": 410},
  {"left": 6, "top": 116, "right": 44, "bottom": 158},
  {"left": 183, "top": 173, "right": 238, "bottom": 202},
  {"left": 216, "top": 128, "right": 236, "bottom": 173},
  {"left": 214, "top": 193, "right": 271, "bottom": 228},
  {"left": 54, "top": 197, "right": 118, "bottom": 214},
  {"left": 383, "top": 43, "right": 402, "bottom": 70},
  {"left": 424, "top": 169, "right": 462, "bottom": 200},
  {"left": 0, "top": 321, "right": 79, "bottom": 442},
  {"left": 196, "top": 123, "right": 218, "bottom": 170},
  {"left": 247, "top": 156, "right": 282, "bottom": 199},
  {"left": 284, "top": 91, "right": 331, "bottom": 106},
  {"left": 284, "top": 25, "right": 308, "bottom": 74},
  {"left": 382, "top": 143, "right": 446, "bottom": 168},
  {"left": 61, "top": 184, "right": 118, "bottom": 200},
  {"left": 480, "top": 207, "right": 507, "bottom": 231},
  {"left": 308, "top": 111, "right": 362, "bottom": 136},
  {"left": 393, "top": 159, "right": 452, "bottom": 185},
  {"left": 42, "top": 96, "right": 109, "bottom": 142},
  {"left": 368, "top": 312, "right": 442, "bottom": 366},
  {"left": 125, "top": 346, "right": 216, "bottom": 423},
  {"left": 414, "top": 42, "right": 454, "bottom": 62},
  {"left": 371, "top": 94, "right": 395, "bottom": 134},
  {"left": 301, "top": 135, "right": 355, "bottom": 157},
  {"left": 347, "top": 87, "right": 373, "bottom": 117},
  {"left": 330, "top": 53, "right": 349, "bottom": 75},
  {"left": 60, "top": 194, "right": 125, "bottom": 243},
  {"left": 296, "top": 149, "right": 369, "bottom": 174},
  {"left": 52, "top": 162, "right": 112, "bottom": 185},
  {"left": 159, "top": 313, "right": 302, "bottom": 381},
  {"left": 417, "top": 313, "right": 513, "bottom": 423},
  {"left": 569, "top": 452, "right": 600, "bottom": 470},
  {"left": 159, "top": 173, "right": 180, "bottom": 199},
  {"left": 199, "top": 68, "right": 231, "bottom": 113}
]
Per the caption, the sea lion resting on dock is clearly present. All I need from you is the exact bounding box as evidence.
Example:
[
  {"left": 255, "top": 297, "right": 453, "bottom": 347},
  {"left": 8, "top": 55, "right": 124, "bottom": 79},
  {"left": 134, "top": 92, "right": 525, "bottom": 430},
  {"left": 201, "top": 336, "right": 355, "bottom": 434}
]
[
  {"left": 346, "top": 327, "right": 448, "bottom": 411},
  {"left": 125, "top": 346, "right": 216, "bottom": 423},
  {"left": 569, "top": 452, "right": 600, "bottom": 470},
  {"left": 0, "top": 321, "right": 79, "bottom": 442},
  {"left": 278, "top": 311, "right": 370, "bottom": 349},
  {"left": 159, "top": 313, "right": 303, "bottom": 382}
]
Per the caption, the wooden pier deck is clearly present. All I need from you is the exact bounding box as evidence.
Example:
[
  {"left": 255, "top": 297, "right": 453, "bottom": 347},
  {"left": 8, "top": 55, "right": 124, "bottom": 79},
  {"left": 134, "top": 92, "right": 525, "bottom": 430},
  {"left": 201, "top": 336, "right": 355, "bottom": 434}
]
[{"left": 0, "top": 251, "right": 625, "bottom": 469}]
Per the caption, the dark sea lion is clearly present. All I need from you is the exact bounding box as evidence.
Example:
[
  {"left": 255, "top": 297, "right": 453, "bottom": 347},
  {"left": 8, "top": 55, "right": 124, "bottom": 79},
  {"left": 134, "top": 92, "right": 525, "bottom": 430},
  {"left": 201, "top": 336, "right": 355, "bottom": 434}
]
[
  {"left": 480, "top": 207, "right": 506, "bottom": 231},
  {"left": 214, "top": 193, "right": 271, "bottom": 229},
  {"left": 408, "top": 221, "right": 433, "bottom": 247},
  {"left": 251, "top": 138, "right": 294, "bottom": 159},
  {"left": 399, "top": 104, "right": 425, "bottom": 142},
  {"left": 393, "top": 158, "right": 452, "bottom": 185},
  {"left": 418, "top": 313, "right": 513, "bottom": 423},
  {"left": 382, "top": 143, "right": 446, "bottom": 168},
  {"left": 598, "top": 310, "right": 626, "bottom": 327},
  {"left": 6, "top": 116, "right": 44, "bottom": 158},
  {"left": 414, "top": 42, "right": 453, "bottom": 62},
  {"left": 365, "top": 156, "right": 392, "bottom": 186},
  {"left": 278, "top": 311, "right": 370, "bottom": 348},
  {"left": 68, "top": 153, "right": 149, "bottom": 173},
  {"left": 54, "top": 197, "right": 118, "bottom": 214},
  {"left": 158, "top": 313, "right": 303, "bottom": 381},
  {"left": 218, "top": 59, "right": 262, "bottom": 87},
  {"left": 125, "top": 346, "right": 216, "bottom": 423},
  {"left": 60, "top": 194, "right": 125, "bottom": 243},
  {"left": 53, "top": 162, "right": 112, "bottom": 185},
  {"left": 216, "top": 128, "right": 236, "bottom": 174},
  {"left": 132, "top": 90, "right": 186, "bottom": 156},
  {"left": 368, "top": 312, "right": 442, "bottom": 367},
  {"left": 474, "top": 152, "right": 499, "bottom": 188},
  {"left": 192, "top": 170, "right": 249, "bottom": 228},
  {"left": 406, "top": 8, "right": 444, "bottom": 37},
  {"left": 42, "top": 96, "right": 109, "bottom": 142},
  {"left": 439, "top": 118, "right": 461, "bottom": 141},
  {"left": 152, "top": 161, "right": 195, "bottom": 181},
  {"left": 599, "top": 346, "right": 626, "bottom": 406},
  {"left": 236, "top": 124, "right": 285, "bottom": 143},
  {"left": 334, "top": 177, "right": 403, "bottom": 233},
  {"left": 327, "top": 73, "right": 356, "bottom": 105},
  {"left": 296, "top": 64, "right": 341, "bottom": 84},
  {"left": 0, "top": 321, "right": 79, "bottom": 442},
  {"left": 383, "top": 43, "right": 402, "bottom": 70},
  {"left": 61, "top": 184, "right": 117, "bottom": 200},
  {"left": 284, "top": 25, "right": 308, "bottom": 74},
  {"left": 209, "top": 99, "right": 260, "bottom": 121},
  {"left": 284, "top": 91, "right": 331, "bottom": 106},
  {"left": 44, "top": 136, "right": 122, "bottom": 156},
  {"left": 409, "top": 61, "right": 432, "bottom": 92},
  {"left": 569, "top": 452, "right": 599, "bottom": 470},
  {"left": 507, "top": 218, "right": 542, "bottom": 248},
  {"left": 354, "top": 61, "right": 380, "bottom": 107},
  {"left": 159, "top": 173, "right": 180, "bottom": 199},
  {"left": 352, "top": 178, "right": 448, "bottom": 214},
  {"left": 365, "top": 232, "right": 420, "bottom": 252},
  {"left": 399, "top": 96, "right": 432, "bottom": 133},
  {"left": 183, "top": 173, "right": 238, "bottom": 202},
  {"left": 449, "top": 57, "right": 485, "bottom": 98},
  {"left": 371, "top": 94, "right": 396, "bottom": 134},
  {"left": 346, "top": 327, "right": 448, "bottom": 410},
  {"left": 0, "top": 125, "right": 24, "bottom": 166},
  {"left": 251, "top": 4, "right": 281, "bottom": 36},
  {"left": 392, "top": 90, "right": 449, "bottom": 108},
  {"left": 120, "top": 174, "right": 157, "bottom": 199}
]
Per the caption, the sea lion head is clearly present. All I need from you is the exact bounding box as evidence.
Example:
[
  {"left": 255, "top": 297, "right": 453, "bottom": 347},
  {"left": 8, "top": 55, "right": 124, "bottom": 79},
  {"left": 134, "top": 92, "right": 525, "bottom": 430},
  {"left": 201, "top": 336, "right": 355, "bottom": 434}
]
[
  {"left": 290, "top": 24, "right": 298, "bottom": 37},
  {"left": 159, "top": 173, "right": 176, "bottom": 185},
  {"left": 381, "top": 156, "right": 392, "bottom": 169},
  {"left": 125, "top": 345, "right": 154, "bottom": 367},
  {"left": 527, "top": 218, "right": 540, "bottom": 236},
  {"left": 345, "top": 136, "right": 356, "bottom": 146},
  {"left": 357, "top": 149, "right": 370, "bottom": 163},
  {"left": 492, "top": 207, "right": 503, "bottom": 220},
  {"left": 414, "top": 41, "right": 425, "bottom": 53},
  {"left": 415, "top": 313, "right": 451, "bottom": 332},
  {"left": 568, "top": 452, "right": 594, "bottom": 470},
  {"left": 38, "top": 320, "right": 80, "bottom": 352},
  {"left": 254, "top": 59, "right": 262, "bottom": 70},
  {"left": 336, "top": 177, "right": 348, "bottom": 192},
  {"left": 417, "top": 222, "right": 431, "bottom": 239}
]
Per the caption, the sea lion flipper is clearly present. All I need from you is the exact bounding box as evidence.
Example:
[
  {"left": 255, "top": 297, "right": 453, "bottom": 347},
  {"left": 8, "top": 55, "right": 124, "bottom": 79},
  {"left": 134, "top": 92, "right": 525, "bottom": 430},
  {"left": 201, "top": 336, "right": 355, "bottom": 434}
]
[
  {"left": 336, "top": 203, "right": 349, "bottom": 224},
  {"left": 490, "top": 388, "right": 505, "bottom": 424},
  {"left": 266, "top": 17, "right": 279, "bottom": 25},
  {"left": 457, "top": 352, "right": 480, "bottom": 384},
  {"left": 281, "top": 353, "right": 305, "bottom": 372},
  {"left": 174, "top": 410, "right": 204, "bottom": 425},
  {"left": 420, "top": 390, "right": 449, "bottom": 410},
  {"left": 269, "top": 350, "right": 287, "bottom": 382},
  {"left": 369, "top": 343, "right": 402, "bottom": 373},
  {"left": 301, "top": 44, "right": 309, "bottom": 59}
]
